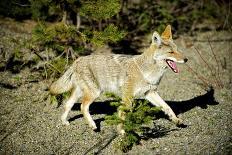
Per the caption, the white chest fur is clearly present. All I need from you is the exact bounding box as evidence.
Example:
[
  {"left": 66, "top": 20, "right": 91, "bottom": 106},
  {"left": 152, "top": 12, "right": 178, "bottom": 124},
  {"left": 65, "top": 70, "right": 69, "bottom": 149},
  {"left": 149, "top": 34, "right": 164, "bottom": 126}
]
[
  {"left": 133, "top": 64, "right": 167, "bottom": 97},
  {"left": 142, "top": 63, "right": 167, "bottom": 85}
]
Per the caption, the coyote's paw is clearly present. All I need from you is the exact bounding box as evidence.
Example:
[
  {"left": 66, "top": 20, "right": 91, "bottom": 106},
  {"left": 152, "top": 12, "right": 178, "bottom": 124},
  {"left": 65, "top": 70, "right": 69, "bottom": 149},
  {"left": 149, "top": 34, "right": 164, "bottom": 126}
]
[
  {"left": 62, "top": 120, "right": 70, "bottom": 126},
  {"left": 91, "top": 125, "right": 97, "bottom": 131},
  {"left": 117, "top": 124, "right": 126, "bottom": 135},
  {"left": 173, "top": 118, "right": 183, "bottom": 125},
  {"left": 119, "top": 129, "right": 126, "bottom": 135},
  {"left": 88, "top": 121, "right": 97, "bottom": 131},
  {"left": 173, "top": 118, "right": 187, "bottom": 128},
  {"left": 61, "top": 114, "right": 70, "bottom": 126}
]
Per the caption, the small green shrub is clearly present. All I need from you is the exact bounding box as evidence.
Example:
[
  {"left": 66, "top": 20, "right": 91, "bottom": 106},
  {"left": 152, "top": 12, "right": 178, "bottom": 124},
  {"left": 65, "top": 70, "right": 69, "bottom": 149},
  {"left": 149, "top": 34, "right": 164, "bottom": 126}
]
[{"left": 105, "top": 97, "right": 161, "bottom": 152}]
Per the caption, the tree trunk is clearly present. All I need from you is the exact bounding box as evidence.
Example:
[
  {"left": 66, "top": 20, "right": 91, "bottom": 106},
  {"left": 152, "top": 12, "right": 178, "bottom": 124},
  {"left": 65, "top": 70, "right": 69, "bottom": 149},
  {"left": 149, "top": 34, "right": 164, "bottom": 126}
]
[
  {"left": 76, "top": 12, "right": 81, "bottom": 30},
  {"left": 62, "top": 11, "right": 67, "bottom": 24},
  {"left": 98, "top": 20, "right": 102, "bottom": 31}
]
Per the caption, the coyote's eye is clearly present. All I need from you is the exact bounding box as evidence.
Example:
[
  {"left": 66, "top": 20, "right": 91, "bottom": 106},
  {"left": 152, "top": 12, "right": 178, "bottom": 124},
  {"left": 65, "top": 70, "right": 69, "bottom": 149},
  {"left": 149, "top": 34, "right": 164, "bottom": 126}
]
[
  {"left": 169, "top": 51, "right": 174, "bottom": 54},
  {"left": 154, "top": 36, "right": 158, "bottom": 41}
]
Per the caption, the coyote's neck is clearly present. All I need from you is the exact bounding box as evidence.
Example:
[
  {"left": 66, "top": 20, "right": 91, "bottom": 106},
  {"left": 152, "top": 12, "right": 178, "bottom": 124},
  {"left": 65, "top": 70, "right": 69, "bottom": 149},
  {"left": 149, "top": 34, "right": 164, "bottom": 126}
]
[
  {"left": 132, "top": 45, "right": 155, "bottom": 65},
  {"left": 134, "top": 45, "right": 166, "bottom": 69},
  {"left": 132, "top": 45, "right": 167, "bottom": 85}
]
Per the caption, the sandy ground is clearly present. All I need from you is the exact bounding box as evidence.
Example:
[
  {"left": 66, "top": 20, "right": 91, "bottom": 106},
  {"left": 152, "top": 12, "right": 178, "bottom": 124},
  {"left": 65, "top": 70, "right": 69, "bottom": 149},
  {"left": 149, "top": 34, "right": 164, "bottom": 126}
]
[{"left": 0, "top": 20, "right": 232, "bottom": 154}]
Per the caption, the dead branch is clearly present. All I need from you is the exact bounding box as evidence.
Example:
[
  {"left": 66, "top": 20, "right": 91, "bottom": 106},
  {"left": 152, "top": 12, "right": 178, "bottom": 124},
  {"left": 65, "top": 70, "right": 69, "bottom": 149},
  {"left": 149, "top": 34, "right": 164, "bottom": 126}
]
[
  {"left": 184, "top": 64, "right": 211, "bottom": 88},
  {"left": 194, "top": 47, "right": 220, "bottom": 88},
  {"left": 207, "top": 37, "right": 224, "bottom": 88}
]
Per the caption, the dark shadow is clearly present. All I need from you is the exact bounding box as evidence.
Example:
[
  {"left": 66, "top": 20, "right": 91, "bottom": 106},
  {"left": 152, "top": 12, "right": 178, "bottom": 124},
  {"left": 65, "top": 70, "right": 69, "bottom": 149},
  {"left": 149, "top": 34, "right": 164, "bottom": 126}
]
[
  {"left": 68, "top": 114, "right": 82, "bottom": 122},
  {"left": 109, "top": 39, "right": 139, "bottom": 55},
  {"left": 4, "top": 56, "right": 23, "bottom": 73},
  {"left": 166, "top": 87, "right": 218, "bottom": 115},
  {"left": 109, "top": 36, "right": 147, "bottom": 55},
  {"left": 71, "top": 100, "right": 117, "bottom": 115},
  {"left": 1, "top": 56, "right": 36, "bottom": 73},
  {"left": 83, "top": 131, "right": 118, "bottom": 155},
  {"left": 94, "top": 118, "right": 105, "bottom": 132},
  {"left": 140, "top": 124, "right": 178, "bottom": 140},
  {"left": 0, "top": 82, "right": 18, "bottom": 89}
]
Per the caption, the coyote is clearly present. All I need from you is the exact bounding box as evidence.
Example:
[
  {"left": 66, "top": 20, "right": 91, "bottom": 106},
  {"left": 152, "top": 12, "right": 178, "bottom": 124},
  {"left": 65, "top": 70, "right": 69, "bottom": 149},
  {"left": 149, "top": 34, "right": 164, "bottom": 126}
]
[{"left": 50, "top": 25, "right": 188, "bottom": 134}]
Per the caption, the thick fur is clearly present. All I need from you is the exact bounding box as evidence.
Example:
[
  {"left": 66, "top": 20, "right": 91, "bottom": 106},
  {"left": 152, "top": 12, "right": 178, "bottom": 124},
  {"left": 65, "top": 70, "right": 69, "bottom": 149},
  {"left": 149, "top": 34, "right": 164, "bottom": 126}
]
[
  {"left": 50, "top": 25, "right": 188, "bottom": 133},
  {"left": 50, "top": 67, "right": 74, "bottom": 95}
]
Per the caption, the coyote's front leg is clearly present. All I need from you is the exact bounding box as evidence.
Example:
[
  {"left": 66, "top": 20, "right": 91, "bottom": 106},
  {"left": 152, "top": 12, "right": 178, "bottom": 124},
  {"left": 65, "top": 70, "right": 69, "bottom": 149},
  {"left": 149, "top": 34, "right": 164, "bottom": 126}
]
[
  {"left": 118, "top": 80, "right": 134, "bottom": 135},
  {"left": 145, "top": 91, "right": 183, "bottom": 125}
]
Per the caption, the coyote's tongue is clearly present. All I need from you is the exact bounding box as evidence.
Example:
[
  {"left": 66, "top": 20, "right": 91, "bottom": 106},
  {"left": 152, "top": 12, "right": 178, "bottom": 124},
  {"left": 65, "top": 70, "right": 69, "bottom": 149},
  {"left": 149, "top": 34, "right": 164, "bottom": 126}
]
[{"left": 166, "top": 59, "right": 179, "bottom": 73}]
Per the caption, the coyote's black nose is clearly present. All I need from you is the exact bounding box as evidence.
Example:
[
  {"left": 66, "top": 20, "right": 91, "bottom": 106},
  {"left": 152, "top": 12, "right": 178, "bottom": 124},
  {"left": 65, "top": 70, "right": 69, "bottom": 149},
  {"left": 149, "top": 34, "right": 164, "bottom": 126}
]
[{"left": 184, "top": 58, "right": 188, "bottom": 63}]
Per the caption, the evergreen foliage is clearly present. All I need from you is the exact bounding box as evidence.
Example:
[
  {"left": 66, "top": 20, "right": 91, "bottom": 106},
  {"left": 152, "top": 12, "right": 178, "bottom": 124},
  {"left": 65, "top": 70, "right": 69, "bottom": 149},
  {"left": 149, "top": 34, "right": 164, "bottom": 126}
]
[
  {"left": 32, "top": 22, "right": 85, "bottom": 52},
  {"left": 80, "top": 0, "right": 121, "bottom": 21},
  {"left": 105, "top": 97, "right": 161, "bottom": 152},
  {"left": 92, "top": 24, "right": 126, "bottom": 46},
  {"left": 30, "top": 0, "right": 52, "bottom": 20}
]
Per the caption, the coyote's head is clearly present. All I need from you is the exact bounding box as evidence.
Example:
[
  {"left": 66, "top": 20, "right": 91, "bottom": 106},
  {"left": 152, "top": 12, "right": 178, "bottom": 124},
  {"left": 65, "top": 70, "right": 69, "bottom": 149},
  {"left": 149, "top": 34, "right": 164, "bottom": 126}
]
[{"left": 151, "top": 25, "right": 188, "bottom": 73}]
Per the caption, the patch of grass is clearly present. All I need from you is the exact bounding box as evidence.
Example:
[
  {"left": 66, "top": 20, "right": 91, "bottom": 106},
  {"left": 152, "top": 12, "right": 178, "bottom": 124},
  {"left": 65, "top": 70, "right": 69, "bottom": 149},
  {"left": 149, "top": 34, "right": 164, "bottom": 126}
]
[{"left": 13, "top": 76, "right": 21, "bottom": 81}]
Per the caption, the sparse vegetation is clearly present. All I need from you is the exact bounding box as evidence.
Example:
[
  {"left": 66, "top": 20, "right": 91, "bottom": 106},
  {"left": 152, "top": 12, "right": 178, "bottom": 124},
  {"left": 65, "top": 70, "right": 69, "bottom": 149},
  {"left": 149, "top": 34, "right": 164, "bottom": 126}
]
[{"left": 184, "top": 40, "right": 224, "bottom": 90}]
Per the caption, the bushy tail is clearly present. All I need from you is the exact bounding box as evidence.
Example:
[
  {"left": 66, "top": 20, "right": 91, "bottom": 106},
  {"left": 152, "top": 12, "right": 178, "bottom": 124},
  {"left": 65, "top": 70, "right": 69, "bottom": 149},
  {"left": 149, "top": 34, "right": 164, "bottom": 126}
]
[{"left": 49, "top": 67, "right": 74, "bottom": 95}]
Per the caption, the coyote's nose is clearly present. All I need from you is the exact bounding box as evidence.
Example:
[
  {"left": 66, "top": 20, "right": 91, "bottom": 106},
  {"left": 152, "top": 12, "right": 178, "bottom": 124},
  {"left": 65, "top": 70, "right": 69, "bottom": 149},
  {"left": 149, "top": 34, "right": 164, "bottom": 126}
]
[{"left": 184, "top": 58, "right": 188, "bottom": 63}]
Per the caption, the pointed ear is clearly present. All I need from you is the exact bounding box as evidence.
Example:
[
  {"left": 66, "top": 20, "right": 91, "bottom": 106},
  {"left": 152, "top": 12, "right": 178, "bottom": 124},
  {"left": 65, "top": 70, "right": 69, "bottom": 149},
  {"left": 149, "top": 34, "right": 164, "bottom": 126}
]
[
  {"left": 161, "top": 25, "right": 172, "bottom": 40},
  {"left": 152, "top": 31, "right": 161, "bottom": 46}
]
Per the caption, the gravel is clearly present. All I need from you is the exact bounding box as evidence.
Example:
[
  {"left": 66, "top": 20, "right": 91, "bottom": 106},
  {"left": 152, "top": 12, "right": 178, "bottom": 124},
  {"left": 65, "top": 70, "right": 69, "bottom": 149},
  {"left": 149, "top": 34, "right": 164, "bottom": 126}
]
[{"left": 0, "top": 20, "right": 231, "bottom": 154}]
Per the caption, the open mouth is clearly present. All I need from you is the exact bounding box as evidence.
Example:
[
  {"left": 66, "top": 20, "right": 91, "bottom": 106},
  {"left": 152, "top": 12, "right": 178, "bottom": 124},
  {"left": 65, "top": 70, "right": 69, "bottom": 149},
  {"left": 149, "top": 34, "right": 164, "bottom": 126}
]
[{"left": 165, "top": 59, "right": 179, "bottom": 73}]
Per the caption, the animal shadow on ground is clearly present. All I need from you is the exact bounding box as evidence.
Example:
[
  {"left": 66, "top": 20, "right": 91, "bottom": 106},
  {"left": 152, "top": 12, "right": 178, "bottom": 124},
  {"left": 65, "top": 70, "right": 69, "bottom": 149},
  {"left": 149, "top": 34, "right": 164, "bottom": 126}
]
[
  {"left": 69, "top": 87, "right": 218, "bottom": 132},
  {"left": 166, "top": 87, "right": 218, "bottom": 115}
]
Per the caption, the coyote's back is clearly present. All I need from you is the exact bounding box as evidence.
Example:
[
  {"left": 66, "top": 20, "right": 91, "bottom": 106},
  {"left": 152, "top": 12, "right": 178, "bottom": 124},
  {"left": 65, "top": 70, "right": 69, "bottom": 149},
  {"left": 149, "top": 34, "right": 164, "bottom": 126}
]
[{"left": 50, "top": 54, "right": 132, "bottom": 96}]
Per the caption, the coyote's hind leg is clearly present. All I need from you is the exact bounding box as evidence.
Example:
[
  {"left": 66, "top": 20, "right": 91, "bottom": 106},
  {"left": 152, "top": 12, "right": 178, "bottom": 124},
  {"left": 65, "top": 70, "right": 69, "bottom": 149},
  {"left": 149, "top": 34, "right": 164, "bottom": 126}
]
[
  {"left": 81, "top": 90, "right": 100, "bottom": 130},
  {"left": 61, "top": 87, "right": 82, "bottom": 125}
]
